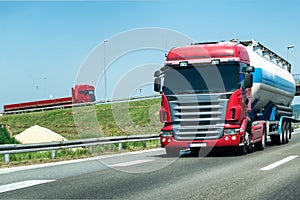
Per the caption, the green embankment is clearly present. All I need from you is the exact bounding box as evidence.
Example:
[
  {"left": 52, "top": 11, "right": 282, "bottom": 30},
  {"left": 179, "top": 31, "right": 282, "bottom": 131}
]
[
  {"left": 0, "top": 98, "right": 161, "bottom": 140},
  {"left": 0, "top": 98, "right": 162, "bottom": 166}
]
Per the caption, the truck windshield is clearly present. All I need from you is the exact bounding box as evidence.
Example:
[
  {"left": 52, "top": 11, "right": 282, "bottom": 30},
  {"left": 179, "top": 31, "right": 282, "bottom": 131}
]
[
  {"left": 79, "top": 90, "right": 94, "bottom": 95},
  {"left": 163, "top": 63, "right": 239, "bottom": 95},
  {"left": 88, "top": 90, "right": 94, "bottom": 95}
]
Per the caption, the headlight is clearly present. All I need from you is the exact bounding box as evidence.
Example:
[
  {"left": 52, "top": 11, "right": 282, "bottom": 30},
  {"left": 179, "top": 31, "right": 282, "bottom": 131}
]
[{"left": 224, "top": 129, "right": 240, "bottom": 135}]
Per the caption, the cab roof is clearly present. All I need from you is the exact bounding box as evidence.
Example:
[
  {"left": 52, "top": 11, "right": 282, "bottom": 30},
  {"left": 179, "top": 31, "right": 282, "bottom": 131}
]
[{"left": 166, "top": 42, "right": 250, "bottom": 65}]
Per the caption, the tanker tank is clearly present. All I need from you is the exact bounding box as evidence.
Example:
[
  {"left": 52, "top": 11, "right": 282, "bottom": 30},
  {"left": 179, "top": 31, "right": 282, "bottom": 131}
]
[{"left": 242, "top": 40, "right": 296, "bottom": 111}]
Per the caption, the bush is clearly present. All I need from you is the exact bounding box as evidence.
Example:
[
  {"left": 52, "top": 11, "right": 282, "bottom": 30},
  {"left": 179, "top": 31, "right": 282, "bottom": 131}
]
[{"left": 0, "top": 127, "right": 19, "bottom": 144}]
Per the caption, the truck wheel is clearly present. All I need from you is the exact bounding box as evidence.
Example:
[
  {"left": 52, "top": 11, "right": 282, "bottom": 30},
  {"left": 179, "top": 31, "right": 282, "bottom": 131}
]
[
  {"left": 237, "top": 146, "right": 247, "bottom": 155},
  {"left": 271, "top": 120, "right": 286, "bottom": 145},
  {"left": 256, "top": 128, "right": 266, "bottom": 151},
  {"left": 190, "top": 147, "right": 200, "bottom": 156},
  {"left": 278, "top": 133, "right": 283, "bottom": 145},
  {"left": 165, "top": 148, "right": 180, "bottom": 157},
  {"left": 284, "top": 121, "right": 290, "bottom": 144},
  {"left": 271, "top": 134, "right": 283, "bottom": 145},
  {"left": 282, "top": 120, "right": 288, "bottom": 144},
  {"left": 237, "top": 131, "right": 250, "bottom": 155}
]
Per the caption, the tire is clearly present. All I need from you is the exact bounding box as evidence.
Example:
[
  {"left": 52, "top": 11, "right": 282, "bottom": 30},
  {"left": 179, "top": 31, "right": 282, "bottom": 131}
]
[
  {"left": 281, "top": 120, "right": 289, "bottom": 144},
  {"left": 282, "top": 120, "right": 286, "bottom": 144},
  {"left": 256, "top": 128, "right": 266, "bottom": 151},
  {"left": 285, "top": 121, "right": 290, "bottom": 144},
  {"left": 237, "top": 131, "right": 250, "bottom": 155},
  {"left": 190, "top": 147, "right": 200, "bottom": 156},
  {"left": 270, "top": 135, "right": 279, "bottom": 145},
  {"left": 282, "top": 125, "right": 287, "bottom": 144},
  {"left": 237, "top": 145, "right": 248, "bottom": 156},
  {"left": 271, "top": 120, "right": 285, "bottom": 145},
  {"left": 273, "top": 133, "right": 283, "bottom": 145},
  {"left": 283, "top": 119, "right": 290, "bottom": 144}
]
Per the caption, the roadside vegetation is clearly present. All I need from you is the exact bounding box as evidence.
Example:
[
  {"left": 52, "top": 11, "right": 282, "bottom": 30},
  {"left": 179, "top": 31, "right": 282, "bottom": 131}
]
[
  {"left": 0, "top": 98, "right": 161, "bottom": 140},
  {"left": 0, "top": 126, "right": 19, "bottom": 145},
  {"left": 0, "top": 98, "right": 162, "bottom": 167}
]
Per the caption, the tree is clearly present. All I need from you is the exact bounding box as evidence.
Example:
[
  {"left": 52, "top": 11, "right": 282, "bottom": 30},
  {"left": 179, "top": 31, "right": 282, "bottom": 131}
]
[{"left": 0, "top": 127, "right": 19, "bottom": 144}]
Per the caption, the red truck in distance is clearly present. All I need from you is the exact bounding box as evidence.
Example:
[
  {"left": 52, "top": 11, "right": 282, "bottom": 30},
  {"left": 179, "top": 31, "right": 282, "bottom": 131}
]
[{"left": 4, "top": 84, "right": 95, "bottom": 113}]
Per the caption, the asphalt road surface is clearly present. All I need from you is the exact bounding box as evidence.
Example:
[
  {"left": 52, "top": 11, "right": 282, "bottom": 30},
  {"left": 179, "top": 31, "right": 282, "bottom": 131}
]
[{"left": 0, "top": 131, "right": 299, "bottom": 199}]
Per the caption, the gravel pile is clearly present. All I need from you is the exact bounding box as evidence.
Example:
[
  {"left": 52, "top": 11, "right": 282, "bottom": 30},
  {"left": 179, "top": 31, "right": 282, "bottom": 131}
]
[{"left": 15, "top": 125, "right": 68, "bottom": 144}]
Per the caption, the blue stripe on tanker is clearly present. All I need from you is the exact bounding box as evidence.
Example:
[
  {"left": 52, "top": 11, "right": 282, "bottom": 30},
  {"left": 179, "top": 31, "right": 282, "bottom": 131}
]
[{"left": 253, "top": 68, "right": 295, "bottom": 94}]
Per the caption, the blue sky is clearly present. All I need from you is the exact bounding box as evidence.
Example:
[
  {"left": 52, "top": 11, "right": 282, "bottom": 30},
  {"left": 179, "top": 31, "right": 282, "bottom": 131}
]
[{"left": 1, "top": 0, "right": 300, "bottom": 110}]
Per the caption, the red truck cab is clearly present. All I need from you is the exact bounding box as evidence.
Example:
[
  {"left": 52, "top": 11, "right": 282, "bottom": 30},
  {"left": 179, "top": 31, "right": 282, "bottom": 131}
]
[
  {"left": 154, "top": 42, "right": 257, "bottom": 155},
  {"left": 72, "top": 84, "right": 96, "bottom": 103}
]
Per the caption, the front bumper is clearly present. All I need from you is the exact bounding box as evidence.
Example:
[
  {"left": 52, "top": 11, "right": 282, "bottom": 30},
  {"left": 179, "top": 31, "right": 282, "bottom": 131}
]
[{"left": 160, "top": 134, "right": 242, "bottom": 149}]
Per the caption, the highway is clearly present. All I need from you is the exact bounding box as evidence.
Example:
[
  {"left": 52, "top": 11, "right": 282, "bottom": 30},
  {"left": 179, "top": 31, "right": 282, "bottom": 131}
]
[{"left": 0, "top": 132, "right": 299, "bottom": 199}]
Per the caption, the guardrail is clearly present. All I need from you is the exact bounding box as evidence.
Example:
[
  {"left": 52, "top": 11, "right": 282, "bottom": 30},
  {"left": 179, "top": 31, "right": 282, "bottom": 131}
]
[
  {"left": 0, "top": 134, "right": 160, "bottom": 164},
  {"left": 1, "top": 94, "right": 160, "bottom": 115}
]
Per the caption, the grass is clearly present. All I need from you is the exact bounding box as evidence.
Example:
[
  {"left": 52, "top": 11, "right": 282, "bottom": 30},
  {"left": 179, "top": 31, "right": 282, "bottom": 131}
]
[
  {"left": 0, "top": 98, "right": 161, "bottom": 140},
  {"left": 0, "top": 98, "right": 162, "bottom": 166}
]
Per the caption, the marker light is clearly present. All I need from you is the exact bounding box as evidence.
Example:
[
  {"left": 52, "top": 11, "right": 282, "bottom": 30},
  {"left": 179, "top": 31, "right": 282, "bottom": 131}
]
[
  {"left": 211, "top": 59, "right": 220, "bottom": 65},
  {"left": 179, "top": 61, "right": 188, "bottom": 67}
]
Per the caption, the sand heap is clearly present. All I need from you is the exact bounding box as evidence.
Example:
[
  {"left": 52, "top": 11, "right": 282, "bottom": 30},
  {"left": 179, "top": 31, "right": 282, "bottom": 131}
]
[{"left": 15, "top": 125, "right": 68, "bottom": 144}]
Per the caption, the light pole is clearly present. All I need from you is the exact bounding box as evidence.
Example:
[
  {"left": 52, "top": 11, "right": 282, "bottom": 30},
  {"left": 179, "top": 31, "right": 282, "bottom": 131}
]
[
  {"left": 287, "top": 45, "right": 294, "bottom": 72},
  {"left": 287, "top": 45, "right": 295, "bottom": 62},
  {"left": 104, "top": 40, "right": 108, "bottom": 102}
]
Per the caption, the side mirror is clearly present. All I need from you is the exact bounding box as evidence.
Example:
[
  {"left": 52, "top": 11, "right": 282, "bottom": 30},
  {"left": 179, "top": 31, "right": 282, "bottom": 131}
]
[
  {"left": 244, "top": 73, "right": 253, "bottom": 88},
  {"left": 154, "top": 77, "right": 161, "bottom": 92},
  {"left": 154, "top": 70, "right": 161, "bottom": 78},
  {"left": 246, "top": 66, "right": 255, "bottom": 73}
]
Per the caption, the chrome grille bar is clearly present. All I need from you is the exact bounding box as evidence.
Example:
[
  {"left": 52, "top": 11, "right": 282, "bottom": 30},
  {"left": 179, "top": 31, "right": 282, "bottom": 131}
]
[{"left": 168, "top": 93, "right": 230, "bottom": 140}]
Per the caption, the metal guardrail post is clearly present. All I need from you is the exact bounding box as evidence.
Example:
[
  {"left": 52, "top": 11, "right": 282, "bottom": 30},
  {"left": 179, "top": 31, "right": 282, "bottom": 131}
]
[
  {"left": 118, "top": 143, "right": 122, "bottom": 152},
  {"left": 89, "top": 146, "right": 94, "bottom": 154},
  {"left": 4, "top": 153, "right": 9, "bottom": 164},
  {"left": 51, "top": 150, "right": 56, "bottom": 159}
]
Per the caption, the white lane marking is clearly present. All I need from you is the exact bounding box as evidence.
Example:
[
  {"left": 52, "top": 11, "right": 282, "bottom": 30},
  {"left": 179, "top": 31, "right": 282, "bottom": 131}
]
[
  {"left": 0, "top": 180, "right": 55, "bottom": 194},
  {"left": 108, "top": 159, "right": 154, "bottom": 167},
  {"left": 260, "top": 155, "right": 298, "bottom": 171},
  {"left": 0, "top": 148, "right": 164, "bottom": 175}
]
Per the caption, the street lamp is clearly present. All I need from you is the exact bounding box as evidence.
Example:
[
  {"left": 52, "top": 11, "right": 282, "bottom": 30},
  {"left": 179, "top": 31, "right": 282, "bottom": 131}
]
[
  {"left": 104, "top": 40, "right": 108, "bottom": 102},
  {"left": 287, "top": 45, "right": 295, "bottom": 72},
  {"left": 287, "top": 45, "right": 295, "bottom": 62}
]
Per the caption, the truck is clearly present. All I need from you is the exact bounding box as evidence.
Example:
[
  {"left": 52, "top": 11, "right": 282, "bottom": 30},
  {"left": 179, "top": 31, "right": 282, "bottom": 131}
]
[
  {"left": 154, "top": 39, "right": 297, "bottom": 156},
  {"left": 4, "top": 84, "right": 95, "bottom": 113}
]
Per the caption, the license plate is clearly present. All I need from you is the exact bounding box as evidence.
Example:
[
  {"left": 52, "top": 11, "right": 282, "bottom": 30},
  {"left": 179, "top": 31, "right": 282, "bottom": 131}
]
[{"left": 189, "top": 143, "right": 207, "bottom": 148}]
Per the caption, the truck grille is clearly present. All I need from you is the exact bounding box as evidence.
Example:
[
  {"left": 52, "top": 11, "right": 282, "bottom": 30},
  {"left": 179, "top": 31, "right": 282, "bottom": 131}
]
[{"left": 168, "top": 93, "right": 229, "bottom": 140}]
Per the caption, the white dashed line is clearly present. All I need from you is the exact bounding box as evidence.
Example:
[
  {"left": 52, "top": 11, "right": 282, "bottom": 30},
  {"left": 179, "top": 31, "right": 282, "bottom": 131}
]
[
  {"left": 108, "top": 159, "right": 154, "bottom": 167},
  {"left": 260, "top": 156, "right": 298, "bottom": 171},
  {"left": 0, "top": 180, "right": 55, "bottom": 194}
]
